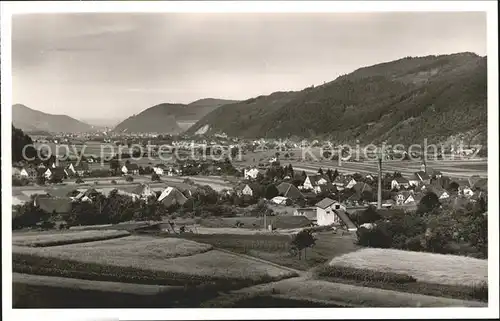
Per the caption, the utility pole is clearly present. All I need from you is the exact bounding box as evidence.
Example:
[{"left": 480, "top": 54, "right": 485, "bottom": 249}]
[{"left": 377, "top": 148, "right": 383, "bottom": 210}]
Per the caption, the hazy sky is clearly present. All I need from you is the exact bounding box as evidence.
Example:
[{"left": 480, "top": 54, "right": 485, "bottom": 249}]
[{"left": 12, "top": 12, "right": 486, "bottom": 121}]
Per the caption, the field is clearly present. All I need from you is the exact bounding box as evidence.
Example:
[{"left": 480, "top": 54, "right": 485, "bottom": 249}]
[
  {"left": 12, "top": 230, "right": 131, "bottom": 247},
  {"left": 328, "top": 248, "right": 488, "bottom": 286},
  {"left": 160, "top": 231, "right": 360, "bottom": 271},
  {"left": 12, "top": 234, "right": 297, "bottom": 286}
]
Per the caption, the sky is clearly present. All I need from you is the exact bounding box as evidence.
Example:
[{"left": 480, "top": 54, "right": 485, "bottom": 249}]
[{"left": 12, "top": 12, "right": 486, "bottom": 121}]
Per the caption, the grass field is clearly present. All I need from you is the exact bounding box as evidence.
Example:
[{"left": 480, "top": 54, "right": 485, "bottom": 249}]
[
  {"left": 12, "top": 230, "right": 131, "bottom": 247},
  {"left": 329, "top": 248, "right": 488, "bottom": 287},
  {"left": 163, "top": 231, "right": 360, "bottom": 271},
  {"left": 13, "top": 235, "right": 296, "bottom": 283}
]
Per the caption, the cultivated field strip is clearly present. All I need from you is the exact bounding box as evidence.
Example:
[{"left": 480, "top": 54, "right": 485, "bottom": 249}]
[
  {"left": 12, "top": 230, "right": 131, "bottom": 247},
  {"left": 329, "top": 248, "right": 487, "bottom": 286}
]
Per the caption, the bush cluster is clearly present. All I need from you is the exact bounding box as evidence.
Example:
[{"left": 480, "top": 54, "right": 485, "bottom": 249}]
[{"left": 317, "top": 265, "right": 417, "bottom": 284}]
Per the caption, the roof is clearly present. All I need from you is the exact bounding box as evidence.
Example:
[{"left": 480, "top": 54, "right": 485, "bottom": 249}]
[
  {"left": 315, "top": 197, "right": 336, "bottom": 209},
  {"left": 308, "top": 174, "right": 331, "bottom": 186},
  {"left": 45, "top": 187, "right": 79, "bottom": 198},
  {"left": 277, "top": 182, "right": 304, "bottom": 199},
  {"left": 35, "top": 196, "right": 73, "bottom": 214},
  {"left": 129, "top": 183, "right": 152, "bottom": 196},
  {"left": 352, "top": 182, "right": 373, "bottom": 193},
  {"left": 393, "top": 176, "right": 409, "bottom": 183},
  {"left": 414, "top": 171, "right": 430, "bottom": 181},
  {"left": 158, "top": 186, "right": 188, "bottom": 206},
  {"left": 333, "top": 209, "right": 357, "bottom": 231},
  {"left": 471, "top": 178, "right": 487, "bottom": 191}
]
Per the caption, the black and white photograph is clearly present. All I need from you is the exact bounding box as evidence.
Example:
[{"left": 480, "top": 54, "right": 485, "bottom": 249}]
[{"left": 1, "top": 1, "right": 498, "bottom": 320}]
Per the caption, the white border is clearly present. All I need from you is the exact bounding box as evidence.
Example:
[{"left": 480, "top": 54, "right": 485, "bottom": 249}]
[{"left": 1, "top": 1, "right": 498, "bottom": 320}]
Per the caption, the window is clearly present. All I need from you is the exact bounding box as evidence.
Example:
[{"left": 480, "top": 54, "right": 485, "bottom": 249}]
[{"left": 334, "top": 204, "right": 340, "bottom": 209}]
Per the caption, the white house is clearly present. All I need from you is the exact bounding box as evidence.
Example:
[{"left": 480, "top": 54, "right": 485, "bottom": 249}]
[
  {"left": 460, "top": 186, "right": 474, "bottom": 197},
  {"left": 302, "top": 174, "right": 330, "bottom": 193},
  {"left": 345, "top": 178, "right": 357, "bottom": 189},
  {"left": 293, "top": 207, "right": 317, "bottom": 221},
  {"left": 391, "top": 177, "right": 410, "bottom": 190},
  {"left": 270, "top": 196, "right": 291, "bottom": 205},
  {"left": 244, "top": 167, "right": 264, "bottom": 180},
  {"left": 122, "top": 163, "right": 140, "bottom": 175},
  {"left": 241, "top": 184, "right": 255, "bottom": 196},
  {"left": 315, "top": 197, "right": 345, "bottom": 226},
  {"left": 153, "top": 164, "right": 166, "bottom": 176}
]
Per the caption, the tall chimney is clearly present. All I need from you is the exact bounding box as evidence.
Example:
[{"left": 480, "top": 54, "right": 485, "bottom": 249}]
[{"left": 377, "top": 157, "right": 382, "bottom": 210}]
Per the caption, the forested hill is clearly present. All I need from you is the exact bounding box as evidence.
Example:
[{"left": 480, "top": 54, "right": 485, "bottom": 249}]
[
  {"left": 186, "top": 52, "right": 487, "bottom": 146},
  {"left": 12, "top": 125, "right": 37, "bottom": 163}
]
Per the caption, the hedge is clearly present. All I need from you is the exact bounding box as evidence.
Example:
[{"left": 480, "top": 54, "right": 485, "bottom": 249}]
[{"left": 316, "top": 265, "right": 417, "bottom": 284}]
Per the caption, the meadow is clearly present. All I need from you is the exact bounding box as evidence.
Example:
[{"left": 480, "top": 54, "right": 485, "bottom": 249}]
[{"left": 12, "top": 230, "right": 131, "bottom": 247}]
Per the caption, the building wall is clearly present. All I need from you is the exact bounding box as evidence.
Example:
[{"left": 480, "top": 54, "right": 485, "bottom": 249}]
[{"left": 316, "top": 206, "right": 339, "bottom": 226}]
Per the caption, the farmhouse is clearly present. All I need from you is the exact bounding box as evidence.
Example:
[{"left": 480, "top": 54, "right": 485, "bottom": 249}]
[
  {"left": 293, "top": 207, "right": 317, "bottom": 221},
  {"left": 129, "top": 183, "right": 156, "bottom": 200},
  {"left": 302, "top": 174, "right": 331, "bottom": 193},
  {"left": 73, "top": 188, "right": 100, "bottom": 203},
  {"left": 315, "top": 197, "right": 345, "bottom": 226},
  {"left": 394, "top": 191, "right": 416, "bottom": 205},
  {"left": 429, "top": 186, "right": 450, "bottom": 200},
  {"left": 391, "top": 176, "right": 410, "bottom": 190},
  {"left": 277, "top": 182, "right": 304, "bottom": 200},
  {"left": 244, "top": 167, "right": 265, "bottom": 180},
  {"left": 344, "top": 178, "right": 357, "bottom": 189},
  {"left": 121, "top": 163, "right": 140, "bottom": 175},
  {"left": 153, "top": 164, "right": 167, "bottom": 175},
  {"left": 157, "top": 186, "right": 188, "bottom": 207}
]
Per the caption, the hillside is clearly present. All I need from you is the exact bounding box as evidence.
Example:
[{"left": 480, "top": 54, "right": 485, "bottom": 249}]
[
  {"left": 12, "top": 125, "right": 37, "bottom": 162},
  {"left": 113, "top": 98, "right": 237, "bottom": 134},
  {"left": 12, "top": 104, "right": 98, "bottom": 133},
  {"left": 186, "top": 53, "right": 487, "bottom": 145}
]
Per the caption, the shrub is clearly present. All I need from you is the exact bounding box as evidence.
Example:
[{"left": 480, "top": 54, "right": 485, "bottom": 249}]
[
  {"left": 151, "top": 173, "right": 161, "bottom": 181},
  {"left": 76, "top": 178, "right": 85, "bottom": 184},
  {"left": 12, "top": 177, "right": 30, "bottom": 186},
  {"left": 125, "top": 176, "right": 134, "bottom": 182},
  {"left": 317, "top": 265, "right": 417, "bottom": 284},
  {"left": 111, "top": 180, "right": 117, "bottom": 184}
]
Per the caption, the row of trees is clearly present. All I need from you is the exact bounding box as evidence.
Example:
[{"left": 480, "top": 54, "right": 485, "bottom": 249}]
[{"left": 354, "top": 192, "right": 488, "bottom": 258}]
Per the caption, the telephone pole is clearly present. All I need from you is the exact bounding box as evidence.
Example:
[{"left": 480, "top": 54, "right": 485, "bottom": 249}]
[{"left": 377, "top": 148, "right": 383, "bottom": 210}]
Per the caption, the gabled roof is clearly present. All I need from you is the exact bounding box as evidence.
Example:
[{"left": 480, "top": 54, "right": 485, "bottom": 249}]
[
  {"left": 130, "top": 183, "right": 152, "bottom": 196},
  {"left": 34, "top": 196, "right": 73, "bottom": 214},
  {"left": 415, "top": 171, "right": 430, "bottom": 181},
  {"left": 277, "top": 182, "right": 304, "bottom": 199},
  {"left": 45, "top": 187, "right": 78, "bottom": 198},
  {"left": 315, "top": 197, "right": 336, "bottom": 209},
  {"left": 307, "top": 174, "right": 331, "bottom": 186},
  {"left": 352, "top": 182, "right": 373, "bottom": 194},
  {"left": 158, "top": 186, "right": 188, "bottom": 206},
  {"left": 393, "top": 176, "right": 409, "bottom": 183}
]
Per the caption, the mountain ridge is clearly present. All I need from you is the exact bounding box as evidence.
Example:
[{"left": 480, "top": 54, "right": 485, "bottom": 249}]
[
  {"left": 12, "top": 104, "right": 99, "bottom": 133},
  {"left": 186, "top": 52, "right": 487, "bottom": 145}
]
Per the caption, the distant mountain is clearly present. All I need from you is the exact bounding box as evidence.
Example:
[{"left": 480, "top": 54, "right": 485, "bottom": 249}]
[
  {"left": 186, "top": 52, "right": 487, "bottom": 146},
  {"left": 113, "top": 98, "right": 238, "bottom": 134},
  {"left": 12, "top": 104, "right": 99, "bottom": 133},
  {"left": 80, "top": 118, "right": 123, "bottom": 128}
]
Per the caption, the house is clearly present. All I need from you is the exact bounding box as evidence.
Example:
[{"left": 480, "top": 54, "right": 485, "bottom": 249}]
[
  {"left": 293, "top": 207, "right": 317, "bottom": 221},
  {"left": 244, "top": 167, "right": 266, "bottom": 180},
  {"left": 129, "top": 183, "right": 156, "bottom": 200},
  {"left": 157, "top": 186, "right": 188, "bottom": 207},
  {"left": 122, "top": 163, "right": 140, "bottom": 175},
  {"left": 239, "top": 184, "right": 258, "bottom": 197},
  {"left": 394, "top": 191, "right": 416, "bottom": 205},
  {"left": 73, "top": 163, "right": 90, "bottom": 176},
  {"left": 315, "top": 197, "right": 357, "bottom": 230},
  {"left": 470, "top": 190, "right": 487, "bottom": 203},
  {"left": 344, "top": 178, "right": 357, "bottom": 189},
  {"left": 429, "top": 186, "right": 450, "bottom": 200},
  {"left": 365, "top": 174, "right": 375, "bottom": 181},
  {"left": 12, "top": 167, "right": 22, "bottom": 177},
  {"left": 391, "top": 177, "right": 410, "bottom": 190},
  {"left": 73, "top": 188, "right": 100, "bottom": 202},
  {"left": 271, "top": 196, "right": 291, "bottom": 205},
  {"left": 332, "top": 175, "right": 345, "bottom": 187},
  {"left": 459, "top": 185, "right": 475, "bottom": 197},
  {"left": 414, "top": 171, "right": 431, "bottom": 185},
  {"left": 153, "top": 164, "right": 167, "bottom": 176},
  {"left": 315, "top": 197, "right": 347, "bottom": 225},
  {"left": 33, "top": 196, "right": 73, "bottom": 215},
  {"left": 302, "top": 174, "right": 331, "bottom": 193},
  {"left": 352, "top": 182, "right": 373, "bottom": 194},
  {"left": 43, "top": 167, "right": 67, "bottom": 181},
  {"left": 21, "top": 167, "right": 37, "bottom": 179},
  {"left": 408, "top": 175, "right": 420, "bottom": 187},
  {"left": 277, "top": 182, "right": 304, "bottom": 200}
]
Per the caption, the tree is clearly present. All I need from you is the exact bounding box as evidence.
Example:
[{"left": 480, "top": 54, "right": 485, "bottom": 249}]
[
  {"left": 357, "top": 205, "right": 382, "bottom": 224},
  {"left": 447, "top": 182, "right": 459, "bottom": 193},
  {"left": 151, "top": 172, "right": 161, "bottom": 181},
  {"left": 36, "top": 175, "right": 46, "bottom": 186},
  {"left": 109, "top": 159, "right": 120, "bottom": 174},
  {"left": 125, "top": 175, "right": 134, "bottom": 182},
  {"left": 290, "top": 229, "right": 316, "bottom": 260},
  {"left": 318, "top": 168, "right": 324, "bottom": 175},
  {"left": 265, "top": 184, "right": 279, "bottom": 200},
  {"left": 332, "top": 169, "right": 339, "bottom": 181},
  {"left": 417, "top": 192, "right": 441, "bottom": 214},
  {"left": 76, "top": 178, "right": 85, "bottom": 184}
]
